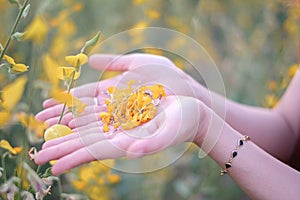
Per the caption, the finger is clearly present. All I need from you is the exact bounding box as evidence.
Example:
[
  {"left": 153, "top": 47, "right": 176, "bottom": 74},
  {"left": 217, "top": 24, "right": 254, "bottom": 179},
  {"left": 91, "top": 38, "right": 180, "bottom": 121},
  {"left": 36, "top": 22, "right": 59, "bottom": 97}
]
[
  {"left": 42, "top": 127, "right": 116, "bottom": 149},
  {"left": 68, "top": 112, "right": 101, "bottom": 128},
  {"left": 35, "top": 104, "right": 68, "bottom": 122},
  {"left": 43, "top": 98, "right": 59, "bottom": 108},
  {"left": 44, "top": 114, "right": 73, "bottom": 127},
  {"left": 81, "top": 105, "right": 106, "bottom": 115},
  {"left": 36, "top": 132, "right": 110, "bottom": 164},
  {"left": 72, "top": 121, "right": 104, "bottom": 132},
  {"left": 89, "top": 54, "right": 134, "bottom": 71},
  {"left": 51, "top": 139, "right": 127, "bottom": 175}
]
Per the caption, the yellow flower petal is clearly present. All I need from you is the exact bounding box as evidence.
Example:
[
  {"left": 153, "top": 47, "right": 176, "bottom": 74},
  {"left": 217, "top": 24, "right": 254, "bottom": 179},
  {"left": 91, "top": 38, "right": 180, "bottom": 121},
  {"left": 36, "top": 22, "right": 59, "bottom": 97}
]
[
  {"left": 17, "top": 113, "right": 48, "bottom": 138},
  {"left": 3, "top": 55, "right": 16, "bottom": 64},
  {"left": 24, "top": 15, "right": 49, "bottom": 44},
  {"left": 51, "top": 89, "right": 86, "bottom": 114},
  {"left": 42, "top": 54, "right": 59, "bottom": 87},
  {"left": 288, "top": 64, "right": 298, "bottom": 78},
  {"left": 0, "top": 111, "right": 11, "bottom": 126},
  {"left": 12, "top": 63, "right": 28, "bottom": 73},
  {"left": 0, "top": 140, "right": 21, "bottom": 155},
  {"left": 65, "top": 53, "right": 88, "bottom": 68},
  {"left": 44, "top": 124, "right": 72, "bottom": 141},
  {"left": 56, "top": 66, "right": 81, "bottom": 80},
  {"left": 107, "top": 174, "right": 121, "bottom": 184},
  {"left": 2, "top": 76, "right": 27, "bottom": 111}
]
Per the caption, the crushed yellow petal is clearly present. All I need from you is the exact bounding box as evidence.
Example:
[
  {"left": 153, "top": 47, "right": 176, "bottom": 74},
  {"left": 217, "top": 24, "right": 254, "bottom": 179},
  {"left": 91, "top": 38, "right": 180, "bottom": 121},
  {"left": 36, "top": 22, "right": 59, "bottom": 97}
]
[{"left": 99, "top": 81, "right": 166, "bottom": 132}]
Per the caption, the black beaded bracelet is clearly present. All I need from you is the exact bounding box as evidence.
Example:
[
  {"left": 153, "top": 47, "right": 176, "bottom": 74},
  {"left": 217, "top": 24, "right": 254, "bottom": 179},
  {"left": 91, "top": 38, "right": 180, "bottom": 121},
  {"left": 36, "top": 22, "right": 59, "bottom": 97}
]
[{"left": 220, "top": 135, "right": 250, "bottom": 176}]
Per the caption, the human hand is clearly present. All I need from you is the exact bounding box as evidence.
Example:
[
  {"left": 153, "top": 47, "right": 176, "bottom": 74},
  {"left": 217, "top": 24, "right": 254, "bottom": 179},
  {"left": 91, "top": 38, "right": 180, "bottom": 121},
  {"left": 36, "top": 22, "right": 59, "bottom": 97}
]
[
  {"left": 35, "top": 53, "right": 200, "bottom": 128},
  {"left": 35, "top": 96, "right": 206, "bottom": 175}
]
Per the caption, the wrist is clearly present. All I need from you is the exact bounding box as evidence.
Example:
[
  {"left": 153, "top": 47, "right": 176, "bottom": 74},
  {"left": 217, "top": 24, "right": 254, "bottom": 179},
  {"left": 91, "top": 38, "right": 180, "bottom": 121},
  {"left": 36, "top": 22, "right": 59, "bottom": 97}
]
[{"left": 192, "top": 100, "right": 212, "bottom": 148}]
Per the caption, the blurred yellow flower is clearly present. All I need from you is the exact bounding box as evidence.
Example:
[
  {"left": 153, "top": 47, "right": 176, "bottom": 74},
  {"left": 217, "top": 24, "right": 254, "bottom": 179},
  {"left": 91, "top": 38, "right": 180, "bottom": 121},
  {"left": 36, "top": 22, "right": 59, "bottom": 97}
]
[
  {"left": 42, "top": 54, "right": 59, "bottom": 87},
  {"left": 51, "top": 89, "right": 86, "bottom": 114},
  {"left": 17, "top": 113, "right": 48, "bottom": 138},
  {"left": 0, "top": 139, "right": 22, "bottom": 155},
  {"left": 71, "top": 160, "right": 119, "bottom": 200},
  {"left": 44, "top": 124, "right": 72, "bottom": 141},
  {"left": 106, "top": 173, "right": 121, "bottom": 184},
  {"left": 3, "top": 55, "right": 28, "bottom": 73},
  {"left": 133, "top": 0, "right": 146, "bottom": 5},
  {"left": 145, "top": 9, "right": 160, "bottom": 20},
  {"left": 24, "top": 15, "right": 49, "bottom": 44},
  {"left": 263, "top": 94, "right": 279, "bottom": 108},
  {"left": 0, "top": 111, "right": 11, "bottom": 126},
  {"left": 132, "top": 21, "right": 148, "bottom": 29},
  {"left": 56, "top": 67, "right": 81, "bottom": 80},
  {"left": 65, "top": 53, "right": 88, "bottom": 68},
  {"left": 72, "top": 3, "right": 84, "bottom": 12},
  {"left": 267, "top": 80, "right": 278, "bottom": 91},
  {"left": 1, "top": 76, "right": 27, "bottom": 111},
  {"left": 59, "top": 20, "right": 77, "bottom": 37},
  {"left": 288, "top": 64, "right": 298, "bottom": 78}
]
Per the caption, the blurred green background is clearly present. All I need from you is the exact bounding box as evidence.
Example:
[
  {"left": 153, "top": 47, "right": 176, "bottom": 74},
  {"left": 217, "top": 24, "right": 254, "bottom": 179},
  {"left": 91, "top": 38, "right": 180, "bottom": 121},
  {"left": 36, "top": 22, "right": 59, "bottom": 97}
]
[{"left": 0, "top": 0, "right": 299, "bottom": 199}]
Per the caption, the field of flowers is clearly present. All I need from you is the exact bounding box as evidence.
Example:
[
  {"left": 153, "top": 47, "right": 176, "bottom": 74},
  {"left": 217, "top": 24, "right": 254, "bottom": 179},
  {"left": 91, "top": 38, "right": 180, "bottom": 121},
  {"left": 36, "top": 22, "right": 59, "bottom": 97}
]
[{"left": 0, "top": 0, "right": 299, "bottom": 199}]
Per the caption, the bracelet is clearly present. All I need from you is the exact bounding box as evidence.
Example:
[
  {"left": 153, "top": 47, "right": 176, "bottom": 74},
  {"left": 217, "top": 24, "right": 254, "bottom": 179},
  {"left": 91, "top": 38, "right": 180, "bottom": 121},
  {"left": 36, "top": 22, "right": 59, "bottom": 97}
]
[{"left": 220, "top": 135, "right": 250, "bottom": 176}]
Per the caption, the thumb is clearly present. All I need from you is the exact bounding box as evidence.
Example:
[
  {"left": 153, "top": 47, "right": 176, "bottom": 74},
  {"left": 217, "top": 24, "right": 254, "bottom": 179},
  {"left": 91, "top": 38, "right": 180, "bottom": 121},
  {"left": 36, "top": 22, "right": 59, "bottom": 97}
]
[{"left": 88, "top": 54, "right": 134, "bottom": 71}]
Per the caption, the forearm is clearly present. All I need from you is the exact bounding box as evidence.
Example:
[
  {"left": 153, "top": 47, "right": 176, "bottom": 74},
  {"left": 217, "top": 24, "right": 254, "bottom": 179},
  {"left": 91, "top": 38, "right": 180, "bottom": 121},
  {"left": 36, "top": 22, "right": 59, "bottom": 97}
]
[
  {"left": 189, "top": 76, "right": 297, "bottom": 161},
  {"left": 195, "top": 108, "right": 300, "bottom": 200}
]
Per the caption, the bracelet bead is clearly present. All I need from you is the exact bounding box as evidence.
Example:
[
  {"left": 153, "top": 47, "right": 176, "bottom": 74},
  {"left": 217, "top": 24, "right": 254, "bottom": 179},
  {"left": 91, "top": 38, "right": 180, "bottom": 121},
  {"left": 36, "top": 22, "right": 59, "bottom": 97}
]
[{"left": 220, "top": 135, "right": 250, "bottom": 176}]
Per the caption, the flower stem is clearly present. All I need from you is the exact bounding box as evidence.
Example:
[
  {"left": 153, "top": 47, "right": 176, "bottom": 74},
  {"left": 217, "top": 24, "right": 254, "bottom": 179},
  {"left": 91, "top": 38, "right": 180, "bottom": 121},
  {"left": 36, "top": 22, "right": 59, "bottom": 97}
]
[
  {"left": 1, "top": 152, "right": 9, "bottom": 182},
  {"left": 0, "top": 0, "right": 30, "bottom": 62},
  {"left": 57, "top": 72, "right": 76, "bottom": 124}
]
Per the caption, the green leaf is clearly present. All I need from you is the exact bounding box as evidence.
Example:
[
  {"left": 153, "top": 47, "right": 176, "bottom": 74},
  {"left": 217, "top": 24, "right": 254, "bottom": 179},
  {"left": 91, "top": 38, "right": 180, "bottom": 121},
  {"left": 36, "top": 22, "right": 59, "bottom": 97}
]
[
  {"left": 41, "top": 167, "right": 53, "bottom": 178},
  {"left": 8, "top": 0, "right": 19, "bottom": 5},
  {"left": 80, "top": 31, "right": 101, "bottom": 54}
]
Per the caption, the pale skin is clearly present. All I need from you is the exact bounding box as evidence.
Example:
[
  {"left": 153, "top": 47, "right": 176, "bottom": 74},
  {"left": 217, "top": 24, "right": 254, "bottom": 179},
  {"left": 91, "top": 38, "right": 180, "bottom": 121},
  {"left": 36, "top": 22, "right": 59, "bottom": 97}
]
[{"left": 35, "top": 54, "right": 300, "bottom": 200}]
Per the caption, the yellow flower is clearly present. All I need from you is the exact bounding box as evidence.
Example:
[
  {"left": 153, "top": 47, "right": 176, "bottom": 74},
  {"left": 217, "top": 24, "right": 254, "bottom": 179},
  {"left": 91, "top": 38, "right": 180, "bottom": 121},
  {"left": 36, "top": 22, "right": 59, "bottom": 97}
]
[
  {"left": 0, "top": 140, "right": 22, "bottom": 155},
  {"left": 51, "top": 89, "right": 86, "bottom": 114},
  {"left": 56, "top": 66, "right": 81, "bottom": 80},
  {"left": 44, "top": 124, "right": 72, "bottom": 141},
  {"left": 3, "top": 55, "right": 28, "bottom": 73},
  {"left": 24, "top": 15, "right": 49, "bottom": 44},
  {"left": 132, "top": 21, "right": 148, "bottom": 29},
  {"left": 288, "top": 64, "right": 298, "bottom": 78},
  {"left": 106, "top": 173, "right": 121, "bottom": 184},
  {"left": 267, "top": 80, "right": 278, "bottom": 91},
  {"left": 0, "top": 111, "right": 11, "bottom": 126},
  {"left": 65, "top": 53, "right": 88, "bottom": 68},
  {"left": 99, "top": 81, "right": 166, "bottom": 132},
  {"left": 42, "top": 54, "right": 59, "bottom": 87},
  {"left": 263, "top": 94, "right": 279, "bottom": 108},
  {"left": 1, "top": 76, "right": 27, "bottom": 111},
  {"left": 132, "top": 0, "right": 146, "bottom": 5},
  {"left": 144, "top": 9, "right": 160, "bottom": 20},
  {"left": 17, "top": 113, "right": 48, "bottom": 138}
]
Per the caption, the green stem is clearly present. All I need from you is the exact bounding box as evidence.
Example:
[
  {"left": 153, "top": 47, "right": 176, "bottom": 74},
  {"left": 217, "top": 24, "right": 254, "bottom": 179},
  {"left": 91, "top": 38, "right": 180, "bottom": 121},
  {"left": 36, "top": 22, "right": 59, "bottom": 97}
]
[
  {"left": 1, "top": 152, "right": 9, "bottom": 182},
  {"left": 0, "top": 0, "right": 30, "bottom": 62},
  {"left": 36, "top": 165, "right": 41, "bottom": 175},
  {"left": 57, "top": 72, "right": 76, "bottom": 124},
  {"left": 56, "top": 177, "right": 63, "bottom": 200}
]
